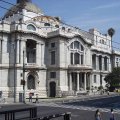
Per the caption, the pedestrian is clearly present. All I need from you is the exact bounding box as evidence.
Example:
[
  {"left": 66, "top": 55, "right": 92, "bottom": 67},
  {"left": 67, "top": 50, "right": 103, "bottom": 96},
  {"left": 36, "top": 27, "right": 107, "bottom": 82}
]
[
  {"left": 95, "top": 109, "right": 102, "bottom": 120},
  {"left": 29, "top": 93, "right": 32, "bottom": 102},
  {"left": 110, "top": 108, "right": 115, "bottom": 120},
  {"left": 35, "top": 94, "right": 39, "bottom": 103}
]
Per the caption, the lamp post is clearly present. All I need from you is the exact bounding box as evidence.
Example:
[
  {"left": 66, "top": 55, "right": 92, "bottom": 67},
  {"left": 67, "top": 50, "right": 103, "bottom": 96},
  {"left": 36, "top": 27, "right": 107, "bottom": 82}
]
[
  {"left": 12, "top": 43, "right": 16, "bottom": 103},
  {"left": 108, "top": 28, "right": 115, "bottom": 70},
  {"left": 99, "top": 56, "right": 102, "bottom": 87},
  {"left": 100, "top": 70, "right": 102, "bottom": 86},
  {"left": 116, "top": 61, "right": 118, "bottom": 68},
  {"left": 23, "top": 50, "right": 26, "bottom": 103}
]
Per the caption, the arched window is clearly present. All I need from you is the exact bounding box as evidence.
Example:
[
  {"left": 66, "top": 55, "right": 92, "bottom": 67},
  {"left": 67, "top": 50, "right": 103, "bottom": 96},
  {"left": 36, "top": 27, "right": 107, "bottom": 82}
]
[
  {"left": 99, "top": 56, "right": 102, "bottom": 70},
  {"left": 92, "top": 54, "right": 96, "bottom": 69},
  {"left": 74, "top": 53, "right": 80, "bottom": 64},
  {"left": 27, "top": 75, "right": 35, "bottom": 90},
  {"left": 70, "top": 42, "right": 73, "bottom": 49},
  {"left": 81, "top": 45, "right": 84, "bottom": 51},
  {"left": 70, "top": 40, "right": 84, "bottom": 65},
  {"left": 74, "top": 41, "right": 80, "bottom": 49},
  {"left": 104, "top": 57, "right": 108, "bottom": 71},
  {"left": 44, "top": 23, "right": 50, "bottom": 26},
  {"left": 55, "top": 25, "right": 59, "bottom": 28},
  {"left": 102, "top": 39, "right": 104, "bottom": 44},
  {"left": 71, "top": 53, "right": 73, "bottom": 64},
  {"left": 27, "top": 24, "right": 36, "bottom": 31},
  {"left": 62, "top": 27, "right": 65, "bottom": 30}
]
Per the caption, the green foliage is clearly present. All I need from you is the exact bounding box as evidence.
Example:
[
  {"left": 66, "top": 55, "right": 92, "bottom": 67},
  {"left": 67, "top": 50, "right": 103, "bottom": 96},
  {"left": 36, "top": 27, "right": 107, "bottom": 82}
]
[
  {"left": 104, "top": 67, "right": 120, "bottom": 87},
  {"left": 86, "top": 87, "right": 90, "bottom": 90},
  {"left": 98, "top": 86, "right": 103, "bottom": 90}
]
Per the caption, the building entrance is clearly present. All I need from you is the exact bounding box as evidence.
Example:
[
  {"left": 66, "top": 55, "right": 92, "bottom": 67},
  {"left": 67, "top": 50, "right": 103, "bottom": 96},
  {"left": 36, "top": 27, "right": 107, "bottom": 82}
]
[{"left": 49, "top": 82, "right": 56, "bottom": 97}]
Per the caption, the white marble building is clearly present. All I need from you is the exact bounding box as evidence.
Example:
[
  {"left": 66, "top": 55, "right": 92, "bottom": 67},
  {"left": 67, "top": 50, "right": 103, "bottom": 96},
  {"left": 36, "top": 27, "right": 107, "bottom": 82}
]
[{"left": 0, "top": 0, "right": 120, "bottom": 100}]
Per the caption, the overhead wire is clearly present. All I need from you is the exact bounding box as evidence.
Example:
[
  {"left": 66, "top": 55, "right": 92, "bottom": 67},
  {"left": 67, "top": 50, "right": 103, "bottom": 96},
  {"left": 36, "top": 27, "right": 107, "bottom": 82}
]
[
  {"left": 0, "top": 0, "right": 119, "bottom": 53},
  {"left": 0, "top": 0, "right": 120, "bottom": 46}
]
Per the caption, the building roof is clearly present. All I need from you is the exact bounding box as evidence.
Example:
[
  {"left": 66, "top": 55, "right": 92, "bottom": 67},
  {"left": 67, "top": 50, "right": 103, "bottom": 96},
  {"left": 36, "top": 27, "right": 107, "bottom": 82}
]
[
  {"left": 32, "top": 15, "right": 60, "bottom": 24},
  {"left": 4, "top": 0, "right": 43, "bottom": 18}
]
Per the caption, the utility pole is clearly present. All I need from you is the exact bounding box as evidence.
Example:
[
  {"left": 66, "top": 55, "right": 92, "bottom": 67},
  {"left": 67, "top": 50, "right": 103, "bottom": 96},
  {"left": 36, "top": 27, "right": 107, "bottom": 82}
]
[
  {"left": 13, "top": 43, "right": 16, "bottom": 103},
  {"left": 100, "top": 57, "right": 102, "bottom": 87},
  {"left": 23, "top": 50, "right": 26, "bottom": 103},
  {"left": 116, "top": 61, "right": 118, "bottom": 68}
]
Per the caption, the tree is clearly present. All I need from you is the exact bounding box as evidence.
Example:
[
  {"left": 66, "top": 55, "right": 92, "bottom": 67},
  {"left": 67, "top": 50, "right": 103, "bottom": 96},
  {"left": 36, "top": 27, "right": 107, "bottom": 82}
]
[{"left": 104, "top": 67, "right": 120, "bottom": 88}]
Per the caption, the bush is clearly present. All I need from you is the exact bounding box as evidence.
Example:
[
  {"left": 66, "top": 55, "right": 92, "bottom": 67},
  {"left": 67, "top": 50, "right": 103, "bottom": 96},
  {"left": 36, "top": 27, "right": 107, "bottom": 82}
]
[{"left": 98, "top": 86, "right": 103, "bottom": 90}]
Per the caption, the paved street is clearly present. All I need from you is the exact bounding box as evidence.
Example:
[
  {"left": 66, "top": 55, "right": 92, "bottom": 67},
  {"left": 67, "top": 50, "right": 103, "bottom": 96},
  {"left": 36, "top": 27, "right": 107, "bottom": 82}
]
[
  {"left": 62, "top": 95, "right": 120, "bottom": 110},
  {"left": 35, "top": 95, "right": 120, "bottom": 119},
  {"left": 0, "top": 95, "right": 120, "bottom": 120}
]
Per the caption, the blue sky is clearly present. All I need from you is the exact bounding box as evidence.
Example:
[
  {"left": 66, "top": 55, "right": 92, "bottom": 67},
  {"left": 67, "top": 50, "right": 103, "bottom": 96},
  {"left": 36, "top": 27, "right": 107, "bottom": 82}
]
[{"left": 0, "top": 0, "right": 120, "bottom": 50}]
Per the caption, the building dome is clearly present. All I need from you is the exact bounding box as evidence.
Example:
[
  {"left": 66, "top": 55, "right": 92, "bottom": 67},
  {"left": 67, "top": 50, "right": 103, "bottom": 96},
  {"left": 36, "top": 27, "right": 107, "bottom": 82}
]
[{"left": 4, "top": 0, "right": 43, "bottom": 18}]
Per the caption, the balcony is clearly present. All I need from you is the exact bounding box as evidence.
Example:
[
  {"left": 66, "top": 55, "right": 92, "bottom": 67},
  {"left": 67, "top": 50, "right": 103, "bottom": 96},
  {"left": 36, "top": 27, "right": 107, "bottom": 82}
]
[
  {"left": 68, "top": 64, "right": 92, "bottom": 71},
  {"left": 25, "top": 63, "right": 39, "bottom": 69}
]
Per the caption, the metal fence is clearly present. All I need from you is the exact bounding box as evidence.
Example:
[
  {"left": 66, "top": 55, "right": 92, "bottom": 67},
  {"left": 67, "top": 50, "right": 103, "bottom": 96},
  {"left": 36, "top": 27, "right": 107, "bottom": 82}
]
[
  {"left": 30, "top": 112, "right": 71, "bottom": 120},
  {"left": 0, "top": 105, "right": 71, "bottom": 120}
]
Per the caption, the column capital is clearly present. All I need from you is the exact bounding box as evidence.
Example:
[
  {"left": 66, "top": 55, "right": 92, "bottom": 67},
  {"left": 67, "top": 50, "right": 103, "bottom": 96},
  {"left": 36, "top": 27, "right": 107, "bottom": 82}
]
[
  {"left": 21, "top": 38, "right": 27, "bottom": 41},
  {"left": 36, "top": 42, "right": 40, "bottom": 44}
]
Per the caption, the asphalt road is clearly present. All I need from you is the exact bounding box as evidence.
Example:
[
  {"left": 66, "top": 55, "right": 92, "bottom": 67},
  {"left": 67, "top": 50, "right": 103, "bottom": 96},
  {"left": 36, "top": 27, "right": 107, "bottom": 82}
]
[
  {"left": 36, "top": 106, "right": 120, "bottom": 120},
  {"left": 0, "top": 95, "right": 120, "bottom": 120},
  {"left": 63, "top": 95, "right": 120, "bottom": 109}
]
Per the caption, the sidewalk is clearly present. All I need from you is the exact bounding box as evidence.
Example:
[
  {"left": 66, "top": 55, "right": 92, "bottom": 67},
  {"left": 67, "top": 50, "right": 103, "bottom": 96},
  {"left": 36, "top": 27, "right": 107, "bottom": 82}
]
[
  {"left": 1, "top": 92, "right": 119, "bottom": 105},
  {"left": 26, "top": 92, "right": 119, "bottom": 104}
]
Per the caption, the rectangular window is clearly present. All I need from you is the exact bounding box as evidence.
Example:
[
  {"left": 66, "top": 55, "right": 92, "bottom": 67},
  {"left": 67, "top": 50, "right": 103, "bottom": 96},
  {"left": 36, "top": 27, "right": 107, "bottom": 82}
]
[
  {"left": 94, "top": 75, "right": 96, "bottom": 83},
  {"left": 50, "top": 72, "right": 56, "bottom": 78},
  {"left": 51, "top": 51, "right": 55, "bottom": 65},
  {"left": 51, "top": 42, "right": 55, "bottom": 48}
]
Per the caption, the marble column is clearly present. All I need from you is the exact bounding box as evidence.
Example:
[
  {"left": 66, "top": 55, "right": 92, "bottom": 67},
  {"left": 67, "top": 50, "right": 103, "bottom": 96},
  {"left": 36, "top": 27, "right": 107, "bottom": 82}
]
[
  {"left": 79, "top": 73, "right": 82, "bottom": 88},
  {"left": 89, "top": 73, "right": 92, "bottom": 90},
  {"left": 77, "top": 72, "right": 79, "bottom": 91},
  {"left": 102, "top": 56, "right": 104, "bottom": 71},
  {"left": 20, "top": 39, "right": 26, "bottom": 64},
  {"left": 69, "top": 73, "right": 72, "bottom": 90},
  {"left": 36, "top": 42, "right": 40, "bottom": 66},
  {"left": 107, "top": 57, "right": 109, "bottom": 71},
  {"left": 96, "top": 55, "right": 99, "bottom": 70},
  {"left": 0, "top": 40, "right": 2, "bottom": 63},
  {"left": 84, "top": 73, "right": 86, "bottom": 90},
  {"left": 73, "top": 53, "right": 74, "bottom": 64},
  {"left": 16, "top": 39, "right": 19, "bottom": 63},
  {"left": 41, "top": 44, "right": 44, "bottom": 66}
]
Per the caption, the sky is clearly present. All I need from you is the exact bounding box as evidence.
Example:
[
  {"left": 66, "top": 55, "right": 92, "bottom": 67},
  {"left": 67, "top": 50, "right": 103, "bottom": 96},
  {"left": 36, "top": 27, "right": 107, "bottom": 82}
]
[{"left": 0, "top": 0, "right": 120, "bottom": 51}]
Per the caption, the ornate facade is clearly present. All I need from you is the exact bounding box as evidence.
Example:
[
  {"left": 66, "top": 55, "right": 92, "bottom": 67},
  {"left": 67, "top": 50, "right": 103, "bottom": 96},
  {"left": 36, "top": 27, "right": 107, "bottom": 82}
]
[{"left": 0, "top": 0, "right": 120, "bottom": 100}]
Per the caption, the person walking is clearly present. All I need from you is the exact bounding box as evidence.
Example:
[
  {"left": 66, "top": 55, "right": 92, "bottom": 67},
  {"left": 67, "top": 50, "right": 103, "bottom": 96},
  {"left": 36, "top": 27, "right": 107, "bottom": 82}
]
[
  {"left": 110, "top": 108, "right": 115, "bottom": 120},
  {"left": 35, "top": 94, "right": 39, "bottom": 103},
  {"left": 95, "top": 109, "right": 102, "bottom": 120},
  {"left": 29, "top": 93, "right": 32, "bottom": 102}
]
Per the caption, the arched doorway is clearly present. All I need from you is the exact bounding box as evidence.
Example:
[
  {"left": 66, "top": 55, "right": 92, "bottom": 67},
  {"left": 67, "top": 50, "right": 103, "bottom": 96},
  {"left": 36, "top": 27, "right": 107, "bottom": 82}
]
[
  {"left": 27, "top": 75, "right": 36, "bottom": 90},
  {"left": 49, "top": 82, "right": 56, "bottom": 97}
]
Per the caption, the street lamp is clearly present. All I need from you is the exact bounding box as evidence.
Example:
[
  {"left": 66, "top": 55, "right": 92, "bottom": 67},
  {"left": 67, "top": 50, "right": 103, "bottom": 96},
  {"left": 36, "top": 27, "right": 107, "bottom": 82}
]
[
  {"left": 116, "top": 61, "right": 118, "bottom": 68},
  {"left": 108, "top": 28, "right": 115, "bottom": 70},
  {"left": 23, "top": 50, "right": 26, "bottom": 103},
  {"left": 21, "top": 50, "right": 26, "bottom": 103},
  {"left": 12, "top": 43, "right": 16, "bottom": 103},
  {"left": 99, "top": 56, "right": 102, "bottom": 87}
]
